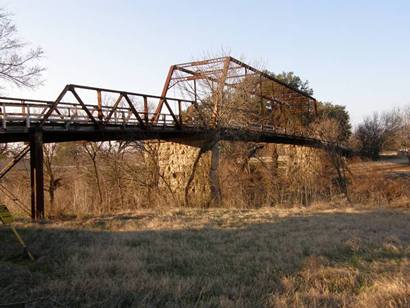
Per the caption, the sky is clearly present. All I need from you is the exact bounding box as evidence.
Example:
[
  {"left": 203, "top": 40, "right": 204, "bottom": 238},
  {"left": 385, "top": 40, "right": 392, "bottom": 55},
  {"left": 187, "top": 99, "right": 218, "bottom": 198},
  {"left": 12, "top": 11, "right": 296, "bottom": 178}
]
[{"left": 1, "top": 0, "right": 410, "bottom": 126}]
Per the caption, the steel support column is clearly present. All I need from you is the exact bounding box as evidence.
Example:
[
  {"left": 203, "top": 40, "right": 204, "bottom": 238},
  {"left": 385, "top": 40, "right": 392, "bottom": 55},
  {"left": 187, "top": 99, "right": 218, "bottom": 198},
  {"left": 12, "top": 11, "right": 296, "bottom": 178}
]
[{"left": 30, "top": 128, "right": 44, "bottom": 220}]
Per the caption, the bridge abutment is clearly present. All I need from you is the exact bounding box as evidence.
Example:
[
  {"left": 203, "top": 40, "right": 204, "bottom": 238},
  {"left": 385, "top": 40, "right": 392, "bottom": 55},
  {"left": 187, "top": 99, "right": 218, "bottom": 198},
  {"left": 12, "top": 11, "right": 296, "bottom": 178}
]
[
  {"left": 155, "top": 141, "right": 212, "bottom": 206},
  {"left": 155, "top": 141, "right": 327, "bottom": 207},
  {"left": 30, "top": 128, "right": 44, "bottom": 220}
]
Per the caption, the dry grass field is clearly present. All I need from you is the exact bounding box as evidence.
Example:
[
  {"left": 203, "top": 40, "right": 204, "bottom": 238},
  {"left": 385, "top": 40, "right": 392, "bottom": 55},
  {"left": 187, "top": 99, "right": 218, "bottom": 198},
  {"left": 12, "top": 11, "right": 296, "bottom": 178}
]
[
  {"left": 1, "top": 206, "right": 409, "bottom": 307},
  {"left": 1, "top": 156, "right": 410, "bottom": 307}
]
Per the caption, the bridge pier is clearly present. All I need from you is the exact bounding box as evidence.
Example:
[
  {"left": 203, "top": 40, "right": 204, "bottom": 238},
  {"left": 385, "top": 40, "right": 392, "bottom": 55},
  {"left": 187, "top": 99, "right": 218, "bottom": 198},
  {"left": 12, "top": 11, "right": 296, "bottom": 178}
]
[{"left": 30, "top": 128, "right": 44, "bottom": 220}]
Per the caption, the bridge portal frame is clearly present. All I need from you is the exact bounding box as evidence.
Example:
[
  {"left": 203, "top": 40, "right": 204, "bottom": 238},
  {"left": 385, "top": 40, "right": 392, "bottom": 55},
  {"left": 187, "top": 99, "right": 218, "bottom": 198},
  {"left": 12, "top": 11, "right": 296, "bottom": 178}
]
[{"left": 152, "top": 56, "right": 318, "bottom": 127}]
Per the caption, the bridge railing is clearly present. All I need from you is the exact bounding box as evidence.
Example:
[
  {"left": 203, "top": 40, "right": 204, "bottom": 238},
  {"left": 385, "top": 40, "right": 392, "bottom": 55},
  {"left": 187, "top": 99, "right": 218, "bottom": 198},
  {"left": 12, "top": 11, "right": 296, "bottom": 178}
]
[
  {"left": 0, "top": 101, "right": 178, "bottom": 128},
  {"left": 0, "top": 101, "right": 313, "bottom": 138},
  {"left": 0, "top": 84, "right": 199, "bottom": 129}
]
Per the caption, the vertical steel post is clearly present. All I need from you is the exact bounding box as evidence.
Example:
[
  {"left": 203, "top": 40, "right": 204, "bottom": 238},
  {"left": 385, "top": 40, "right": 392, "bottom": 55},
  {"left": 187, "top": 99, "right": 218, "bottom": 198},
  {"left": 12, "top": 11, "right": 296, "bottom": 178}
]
[
  {"left": 97, "top": 90, "right": 103, "bottom": 121},
  {"left": 2, "top": 103, "right": 6, "bottom": 130},
  {"left": 143, "top": 96, "right": 148, "bottom": 125},
  {"left": 178, "top": 100, "right": 182, "bottom": 125},
  {"left": 26, "top": 105, "right": 30, "bottom": 128},
  {"left": 30, "top": 128, "right": 44, "bottom": 220},
  {"left": 194, "top": 79, "right": 197, "bottom": 104},
  {"left": 22, "top": 102, "right": 26, "bottom": 121}
]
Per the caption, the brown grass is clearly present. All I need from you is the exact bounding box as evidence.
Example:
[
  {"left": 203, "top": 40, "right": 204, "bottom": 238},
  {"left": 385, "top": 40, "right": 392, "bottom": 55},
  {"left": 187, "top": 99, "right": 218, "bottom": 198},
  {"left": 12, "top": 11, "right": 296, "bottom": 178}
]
[
  {"left": 1, "top": 207, "right": 409, "bottom": 307},
  {"left": 348, "top": 157, "right": 410, "bottom": 207}
]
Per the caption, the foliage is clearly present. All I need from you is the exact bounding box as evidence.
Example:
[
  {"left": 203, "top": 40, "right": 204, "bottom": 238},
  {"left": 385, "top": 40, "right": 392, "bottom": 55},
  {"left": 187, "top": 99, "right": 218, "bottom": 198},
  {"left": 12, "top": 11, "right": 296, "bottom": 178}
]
[
  {"left": 270, "top": 71, "right": 314, "bottom": 96},
  {"left": 317, "top": 102, "right": 352, "bottom": 143}
]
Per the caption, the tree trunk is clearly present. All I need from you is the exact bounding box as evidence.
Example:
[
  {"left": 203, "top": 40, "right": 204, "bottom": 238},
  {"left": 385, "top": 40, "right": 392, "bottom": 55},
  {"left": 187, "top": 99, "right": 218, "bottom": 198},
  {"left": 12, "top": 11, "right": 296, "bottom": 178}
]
[
  {"left": 209, "top": 143, "right": 221, "bottom": 206},
  {"left": 91, "top": 158, "right": 103, "bottom": 204},
  {"left": 184, "top": 148, "right": 205, "bottom": 207},
  {"left": 49, "top": 175, "right": 55, "bottom": 210}
]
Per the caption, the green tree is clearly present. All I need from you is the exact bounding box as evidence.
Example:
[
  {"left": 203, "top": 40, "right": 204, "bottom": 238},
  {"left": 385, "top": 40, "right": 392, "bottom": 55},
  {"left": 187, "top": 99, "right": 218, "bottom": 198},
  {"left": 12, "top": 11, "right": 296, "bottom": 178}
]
[
  {"left": 317, "top": 102, "right": 352, "bottom": 143},
  {"left": 271, "top": 71, "right": 314, "bottom": 96},
  {"left": 265, "top": 70, "right": 353, "bottom": 144}
]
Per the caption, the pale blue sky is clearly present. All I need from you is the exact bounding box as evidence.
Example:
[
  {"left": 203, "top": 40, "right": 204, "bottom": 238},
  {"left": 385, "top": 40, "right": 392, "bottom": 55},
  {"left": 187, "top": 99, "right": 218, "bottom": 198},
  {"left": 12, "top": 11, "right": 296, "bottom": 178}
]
[{"left": 2, "top": 0, "right": 410, "bottom": 125}]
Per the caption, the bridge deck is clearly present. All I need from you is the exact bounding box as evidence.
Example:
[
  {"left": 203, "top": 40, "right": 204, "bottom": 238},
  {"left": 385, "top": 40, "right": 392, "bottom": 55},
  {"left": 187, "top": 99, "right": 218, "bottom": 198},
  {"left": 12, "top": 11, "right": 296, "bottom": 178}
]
[{"left": 0, "top": 123, "right": 334, "bottom": 149}]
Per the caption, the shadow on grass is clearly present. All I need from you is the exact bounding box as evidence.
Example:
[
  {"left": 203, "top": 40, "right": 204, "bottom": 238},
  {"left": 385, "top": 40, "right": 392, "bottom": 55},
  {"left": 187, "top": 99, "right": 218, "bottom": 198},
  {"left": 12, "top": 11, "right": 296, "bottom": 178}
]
[{"left": 1, "top": 209, "right": 409, "bottom": 307}]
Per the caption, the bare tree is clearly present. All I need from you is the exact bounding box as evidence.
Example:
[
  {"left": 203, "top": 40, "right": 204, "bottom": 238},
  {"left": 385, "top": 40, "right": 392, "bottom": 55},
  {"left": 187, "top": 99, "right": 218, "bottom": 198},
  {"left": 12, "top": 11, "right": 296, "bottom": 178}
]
[
  {"left": 314, "top": 118, "right": 351, "bottom": 199},
  {"left": 398, "top": 106, "right": 410, "bottom": 164},
  {"left": 124, "top": 140, "right": 177, "bottom": 207},
  {"left": 44, "top": 143, "right": 62, "bottom": 212},
  {"left": 355, "top": 110, "right": 402, "bottom": 160},
  {"left": 82, "top": 142, "right": 104, "bottom": 205},
  {"left": 0, "top": 10, "right": 44, "bottom": 89},
  {"left": 101, "top": 141, "right": 129, "bottom": 209}
]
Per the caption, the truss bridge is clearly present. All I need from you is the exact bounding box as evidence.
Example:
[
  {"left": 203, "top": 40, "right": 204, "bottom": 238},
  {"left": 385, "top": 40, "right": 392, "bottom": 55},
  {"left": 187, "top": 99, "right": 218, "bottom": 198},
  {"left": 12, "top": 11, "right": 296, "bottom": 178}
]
[{"left": 0, "top": 57, "right": 351, "bottom": 219}]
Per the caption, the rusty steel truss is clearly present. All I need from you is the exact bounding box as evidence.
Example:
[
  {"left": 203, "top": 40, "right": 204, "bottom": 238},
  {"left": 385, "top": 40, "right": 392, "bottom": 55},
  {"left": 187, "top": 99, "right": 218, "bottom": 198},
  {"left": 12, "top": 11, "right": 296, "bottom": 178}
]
[
  {"left": 0, "top": 57, "right": 346, "bottom": 220},
  {"left": 152, "top": 57, "right": 317, "bottom": 126}
]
